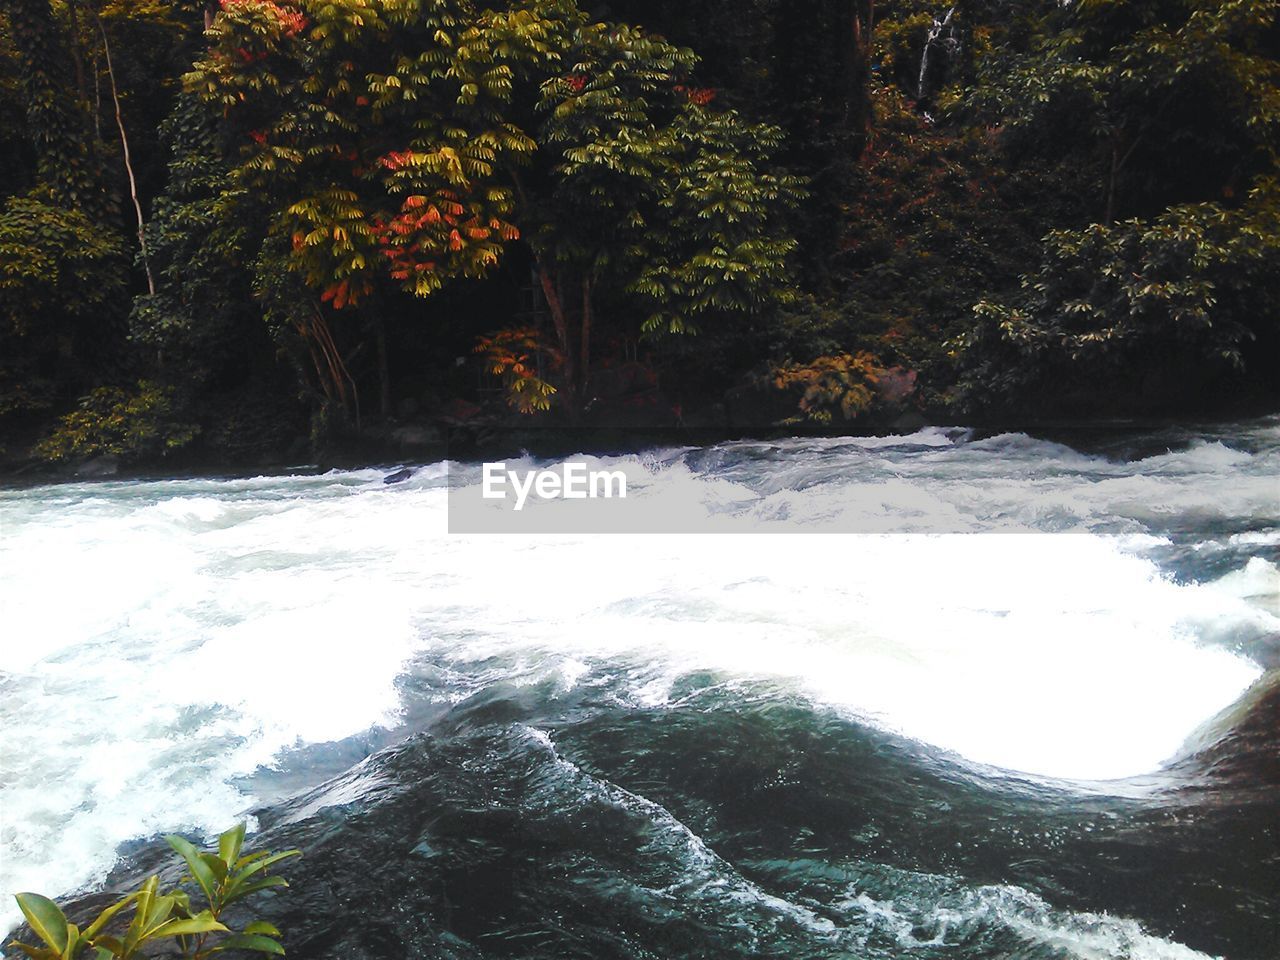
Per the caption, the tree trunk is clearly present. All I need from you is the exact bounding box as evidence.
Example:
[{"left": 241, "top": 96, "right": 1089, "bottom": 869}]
[
  {"left": 1105, "top": 131, "right": 1144, "bottom": 225},
  {"left": 580, "top": 277, "right": 592, "bottom": 399},
  {"left": 65, "top": 0, "right": 88, "bottom": 111},
  {"left": 537, "top": 263, "right": 578, "bottom": 408},
  {"left": 846, "top": 0, "right": 875, "bottom": 151},
  {"left": 300, "top": 306, "right": 360, "bottom": 429},
  {"left": 1105, "top": 139, "right": 1118, "bottom": 225},
  {"left": 91, "top": 44, "right": 101, "bottom": 140},
  {"left": 375, "top": 314, "right": 392, "bottom": 419},
  {"left": 92, "top": 7, "right": 155, "bottom": 295}
]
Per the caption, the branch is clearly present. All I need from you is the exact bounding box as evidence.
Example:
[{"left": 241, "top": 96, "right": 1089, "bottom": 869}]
[{"left": 91, "top": 4, "right": 155, "bottom": 296}]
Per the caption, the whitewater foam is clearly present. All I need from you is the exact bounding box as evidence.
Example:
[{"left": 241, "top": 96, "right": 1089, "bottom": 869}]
[
  {"left": 837, "top": 875, "right": 1222, "bottom": 959},
  {"left": 1, "top": 422, "right": 1276, "bottom": 940}
]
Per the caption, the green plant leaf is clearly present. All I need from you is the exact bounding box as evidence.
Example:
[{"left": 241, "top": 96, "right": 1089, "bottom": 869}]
[
  {"left": 141, "top": 894, "right": 176, "bottom": 935},
  {"left": 229, "top": 851, "right": 301, "bottom": 886},
  {"left": 233, "top": 851, "right": 271, "bottom": 870},
  {"left": 242, "top": 921, "right": 281, "bottom": 937},
  {"left": 15, "top": 893, "right": 69, "bottom": 953},
  {"left": 60, "top": 922, "right": 79, "bottom": 960},
  {"left": 218, "top": 823, "right": 246, "bottom": 867},
  {"left": 81, "top": 893, "right": 139, "bottom": 941},
  {"left": 165, "top": 836, "right": 217, "bottom": 903},
  {"left": 122, "top": 877, "right": 159, "bottom": 956},
  {"left": 8, "top": 941, "right": 58, "bottom": 960},
  {"left": 200, "top": 852, "right": 229, "bottom": 883},
  {"left": 148, "top": 911, "right": 229, "bottom": 939},
  {"left": 222, "top": 876, "right": 288, "bottom": 905},
  {"left": 211, "top": 933, "right": 285, "bottom": 955}
]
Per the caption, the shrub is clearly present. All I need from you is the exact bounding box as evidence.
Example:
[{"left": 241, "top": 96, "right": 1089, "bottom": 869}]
[
  {"left": 772, "top": 352, "right": 884, "bottom": 424},
  {"left": 474, "top": 327, "right": 559, "bottom": 414},
  {"left": 9, "top": 823, "right": 298, "bottom": 959},
  {"left": 33, "top": 381, "right": 199, "bottom": 463},
  {"left": 951, "top": 190, "right": 1280, "bottom": 413}
]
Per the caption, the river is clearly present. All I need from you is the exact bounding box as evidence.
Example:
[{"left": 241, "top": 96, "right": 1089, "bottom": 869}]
[{"left": 1, "top": 419, "right": 1277, "bottom": 958}]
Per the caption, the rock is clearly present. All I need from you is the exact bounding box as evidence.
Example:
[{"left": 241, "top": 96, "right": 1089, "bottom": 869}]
[
  {"left": 437, "top": 399, "right": 483, "bottom": 425},
  {"left": 724, "top": 380, "right": 794, "bottom": 430},
  {"left": 588, "top": 362, "right": 658, "bottom": 406},
  {"left": 390, "top": 424, "right": 443, "bottom": 450},
  {"left": 383, "top": 467, "right": 415, "bottom": 485},
  {"left": 890, "top": 411, "right": 929, "bottom": 434},
  {"left": 75, "top": 454, "right": 120, "bottom": 478},
  {"left": 875, "top": 366, "right": 919, "bottom": 408}
]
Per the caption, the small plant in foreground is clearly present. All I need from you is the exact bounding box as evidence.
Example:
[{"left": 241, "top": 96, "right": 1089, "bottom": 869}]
[{"left": 9, "top": 823, "right": 298, "bottom": 959}]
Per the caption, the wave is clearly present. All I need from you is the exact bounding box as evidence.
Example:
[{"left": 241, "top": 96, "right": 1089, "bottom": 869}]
[{"left": 1, "top": 420, "right": 1276, "bottom": 945}]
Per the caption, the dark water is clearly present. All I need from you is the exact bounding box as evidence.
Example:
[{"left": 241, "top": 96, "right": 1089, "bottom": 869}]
[
  {"left": 223, "top": 675, "right": 1279, "bottom": 960},
  {"left": 2, "top": 419, "right": 1278, "bottom": 959}
]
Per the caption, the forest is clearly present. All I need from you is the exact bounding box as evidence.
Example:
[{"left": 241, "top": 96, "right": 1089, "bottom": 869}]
[{"left": 1, "top": 0, "right": 1278, "bottom": 470}]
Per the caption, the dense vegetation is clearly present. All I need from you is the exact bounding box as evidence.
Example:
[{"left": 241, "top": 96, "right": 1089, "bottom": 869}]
[{"left": 1, "top": 0, "right": 1277, "bottom": 468}]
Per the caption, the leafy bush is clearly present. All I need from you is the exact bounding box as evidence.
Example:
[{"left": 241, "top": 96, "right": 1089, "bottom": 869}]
[
  {"left": 9, "top": 823, "right": 298, "bottom": 960},
  {"left": 474, "top": 327, "right": 558, "bottom": 414},
  {"left": 772, "top": 352, "right": 884, "bottom": 424},
  {"left": 33, "top": 381, "right": 199, "bottom": 463},
  {"left": 952, "top": 189, "right": 1280, "bottom": 412},
  {"left": 0, "top": 197, "right": 128, "bottom": 424}
]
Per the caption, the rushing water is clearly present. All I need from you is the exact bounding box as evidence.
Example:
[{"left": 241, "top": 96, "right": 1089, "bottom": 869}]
[{"left": 1, "top": 420, "right": 1277, "bottom": 959}]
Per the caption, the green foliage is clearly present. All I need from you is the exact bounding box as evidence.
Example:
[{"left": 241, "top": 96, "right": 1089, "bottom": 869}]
[
  {"left": 474, "top": 327, "right": 558, "bottom": 412},
  {"left": 0, "top": 0, "right": 132, "bottom": 431},
  {"left": 0, "top": 10, "right": 33, "bottom": 201},
  {"left": 792, "top": 86, "right": 1057, "bottom": 411},
  {"left": 132, "top": 94, "right": 257, "bottom": 357},
  {"left": 934, "top": 0, "right": 1280, "bottom": 414},
  {"left": 968, "top": 0, "right": 1280, "bottom": 220},
  {"left": 772, "top": 352, "right": 884, "bottom": 424},
  {"left": 0, "top": 195, "right": 127, "bottom": 422},
  {"left": 0, "top": 197, "right": 126, "bottom": 331},
  {"left": 526, "top": 14, "right": 702, "bottom": 291},
  {"left": 33, "top": 381, "right": 198, "bottom": 462},
  {"left": 6, "top": 0, "right": 102, "bottom": 210},
  {"left": 8, "top": 823, "right": 298, "bottom": 960},
  {"left": 188, "top": 0, "right": 535, "bottom": 306},
  {"left": 953, "top": 184, "right": 1280, "bottom": 411},
  {"left": 627, "top": 106, "right": 802, "bottom": 336},
  {"left": 515, "top": 3, "right": 803, "bottom": 404},
  {"left": 2, "top": 0, "right": 1279, "bottom": 452}
]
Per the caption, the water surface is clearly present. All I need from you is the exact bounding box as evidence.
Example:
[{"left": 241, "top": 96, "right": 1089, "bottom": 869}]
[{"left": 2, "top": 420, "right": 1277, "bottom": 958}]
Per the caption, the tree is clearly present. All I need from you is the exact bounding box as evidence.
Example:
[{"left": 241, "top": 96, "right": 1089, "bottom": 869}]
[
  {"left": 0, "top": 0, "right": 126, "bottom": 430},
  {"left": 846, "top": 0, "right": 875, "bottom": 141},
  {"left": 953, "top": 182, "right": 1280, "bottom": 413},
  {"left": 187, "top": 0, "right": 538, "bottom": 417},
  {"left": 969, "top": 0, "right": 1280, "bottom": 223},
  {"left": 950, "top": 0, "right": 1280, "bottom": 414},
  {"left": 507, "top": 1, "right": 803, "bottom": 411},
  {"left": 188, "top": 0, "right": 801, "bottom": 418}
]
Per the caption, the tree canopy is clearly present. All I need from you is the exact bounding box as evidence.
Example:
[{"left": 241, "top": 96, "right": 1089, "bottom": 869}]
[{"left": 0, "top": 0, "right": 1276, "bottom": 466}]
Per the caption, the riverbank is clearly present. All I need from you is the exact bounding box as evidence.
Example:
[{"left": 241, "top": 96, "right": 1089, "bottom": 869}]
[{"left": 6, "top": 399, "right": 1280, "bottom": 490}]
